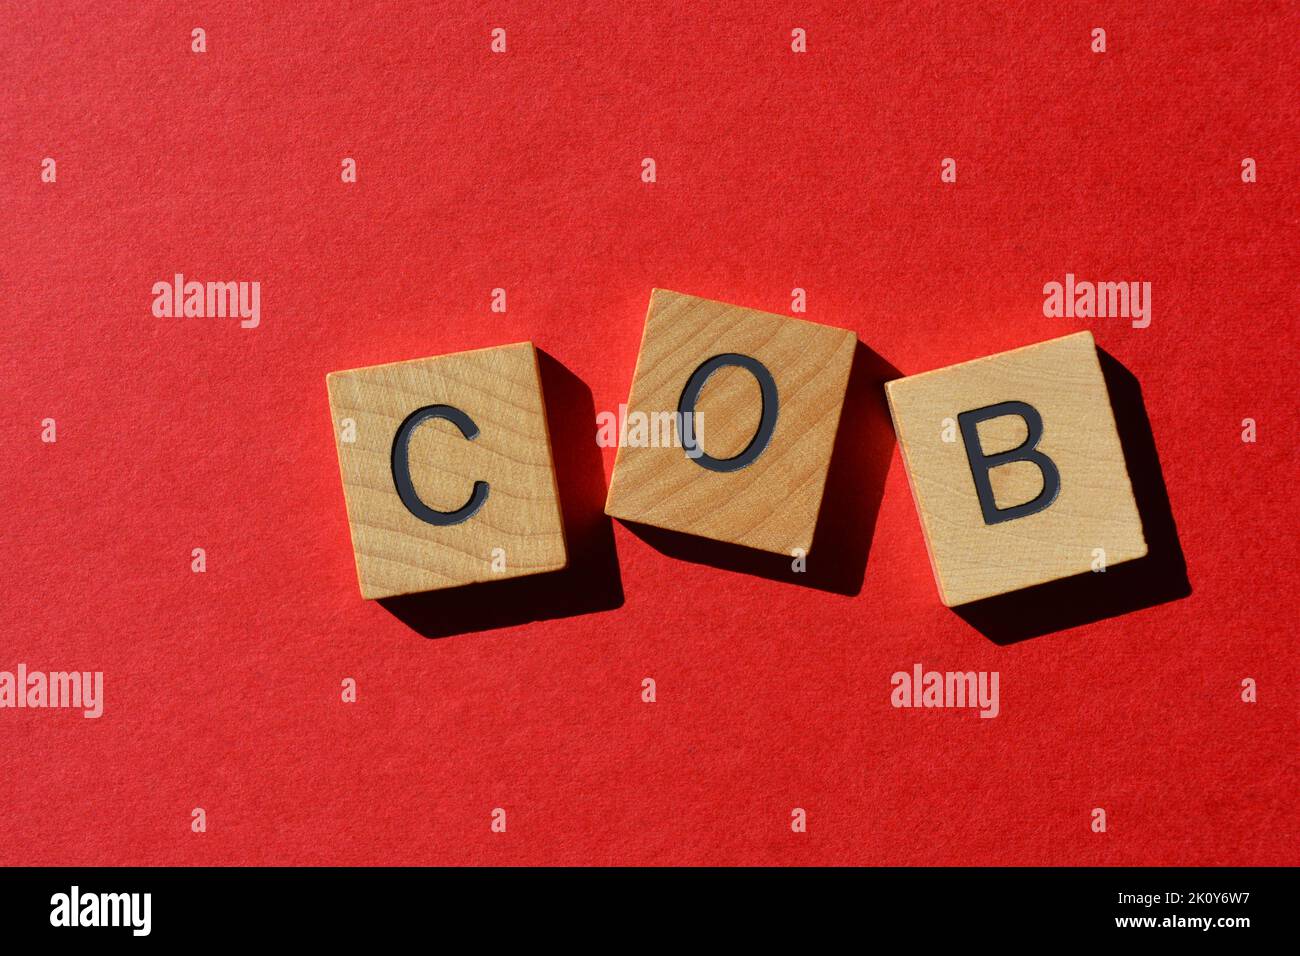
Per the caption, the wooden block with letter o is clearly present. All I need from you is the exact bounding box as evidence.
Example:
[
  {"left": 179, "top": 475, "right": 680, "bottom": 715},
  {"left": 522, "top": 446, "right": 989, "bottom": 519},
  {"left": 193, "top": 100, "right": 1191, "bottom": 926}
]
[
  {"left": 604, "top": 289, "right": 856, "bottom": 555},
  {"left": 326, "top": 342, "right": 566, "bottom": 600},
  {"left": 885, "top": 331, "right": 1146, "bottom": 606}
]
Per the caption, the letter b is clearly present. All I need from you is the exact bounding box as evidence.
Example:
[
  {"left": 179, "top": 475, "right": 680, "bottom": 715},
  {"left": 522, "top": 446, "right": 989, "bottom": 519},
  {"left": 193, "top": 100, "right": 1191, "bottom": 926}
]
[{"left": 957, "top": 401, "right": 1060, "bottom": 524}]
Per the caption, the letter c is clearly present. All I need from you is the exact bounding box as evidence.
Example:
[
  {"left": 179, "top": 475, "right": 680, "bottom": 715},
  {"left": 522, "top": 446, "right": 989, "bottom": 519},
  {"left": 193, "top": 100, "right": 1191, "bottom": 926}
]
[{"left": 390, "top": 404, "right": 489, "bottom": 526}]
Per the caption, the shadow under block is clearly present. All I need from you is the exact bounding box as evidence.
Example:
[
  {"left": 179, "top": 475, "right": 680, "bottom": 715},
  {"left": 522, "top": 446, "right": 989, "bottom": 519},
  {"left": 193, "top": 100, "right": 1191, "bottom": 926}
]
[
  {"left": 885, "top": 331, "right": 1147, "bottom": 607},
  {"left": 604, "top": 289, "right": 857, "bottom": 555},
  {"left": 326, "top": 342, "right": 566, "bottom": 600}
]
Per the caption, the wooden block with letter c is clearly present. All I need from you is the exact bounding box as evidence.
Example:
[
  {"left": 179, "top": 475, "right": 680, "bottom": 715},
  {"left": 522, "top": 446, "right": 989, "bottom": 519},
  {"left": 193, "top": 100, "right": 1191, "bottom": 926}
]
[
  {"left": 604, "top": 289, "right": 857, "bottom": 556},
  {"left": 885, "top": 331, "right": 1147, "bottom": 606},
  {"left": 326, "top": 342, "right": 566, "bottom": 599}
]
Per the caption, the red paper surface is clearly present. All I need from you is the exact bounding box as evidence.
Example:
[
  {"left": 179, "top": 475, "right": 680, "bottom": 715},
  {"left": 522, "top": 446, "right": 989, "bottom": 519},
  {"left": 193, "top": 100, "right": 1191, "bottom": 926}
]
[{"left": 2, "top": 2, "right": 1296, "bottom": 866}]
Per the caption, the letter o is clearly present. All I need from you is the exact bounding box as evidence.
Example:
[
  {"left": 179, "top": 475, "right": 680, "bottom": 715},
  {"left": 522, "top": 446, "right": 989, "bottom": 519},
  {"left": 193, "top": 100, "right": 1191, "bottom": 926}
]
[{"left": 678, "top": 353, "right": 779, "bottom": 472}]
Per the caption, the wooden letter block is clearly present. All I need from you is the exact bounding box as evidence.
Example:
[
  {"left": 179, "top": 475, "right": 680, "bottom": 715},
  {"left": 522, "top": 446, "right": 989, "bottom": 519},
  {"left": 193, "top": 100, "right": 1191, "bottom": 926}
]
[
  {"left": 885, "top": 331, "right": 1146, "bottom": 606},
  {"left": 604, "top": 289, "right": 856, "bottom": 555},
  {"left": 326, "top": 342, "right": 566, "bottom": 599}
]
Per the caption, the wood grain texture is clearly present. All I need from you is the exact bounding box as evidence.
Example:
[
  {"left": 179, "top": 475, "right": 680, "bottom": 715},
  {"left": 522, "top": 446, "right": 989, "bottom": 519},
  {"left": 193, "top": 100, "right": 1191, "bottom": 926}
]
[
  {"left": 885, "top": 331, "right": 1146, "bottom": 607},
  {"left": 604, "top": 289, "right": 856, "bottom": 555},
  {"left": 326, "top": 342, "right": 565, "bottom": 600}
]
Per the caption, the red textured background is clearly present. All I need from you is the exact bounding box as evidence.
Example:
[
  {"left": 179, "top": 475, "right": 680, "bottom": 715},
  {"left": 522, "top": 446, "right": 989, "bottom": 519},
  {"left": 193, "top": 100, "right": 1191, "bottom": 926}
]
[{"left": 2, "top": 2, "right": 1296, "bottom": 866}]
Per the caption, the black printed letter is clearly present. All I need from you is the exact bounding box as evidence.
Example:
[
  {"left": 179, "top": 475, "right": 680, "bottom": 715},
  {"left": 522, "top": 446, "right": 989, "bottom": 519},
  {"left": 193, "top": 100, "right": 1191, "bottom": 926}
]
[
  {"left": 957, "top": 400, "right": 1060, "bottom": 525},
  {"left": 678, "top": 353, "right": 778, "bottom": 473},
  {"left": 390, "top": 404, "right": 489, "bottom": 526}
]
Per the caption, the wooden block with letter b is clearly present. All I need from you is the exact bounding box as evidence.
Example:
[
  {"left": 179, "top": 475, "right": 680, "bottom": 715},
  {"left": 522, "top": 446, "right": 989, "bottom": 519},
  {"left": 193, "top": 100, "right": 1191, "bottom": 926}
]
[
  {"left": 604, "top": 289, "right": 857, "bottom": 555},
  {"left": 885, "top": 331, "right": 1147, "bottom": 606},
  {"left": 326, "top": 342, "right": 566, "bottom": 600}
]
